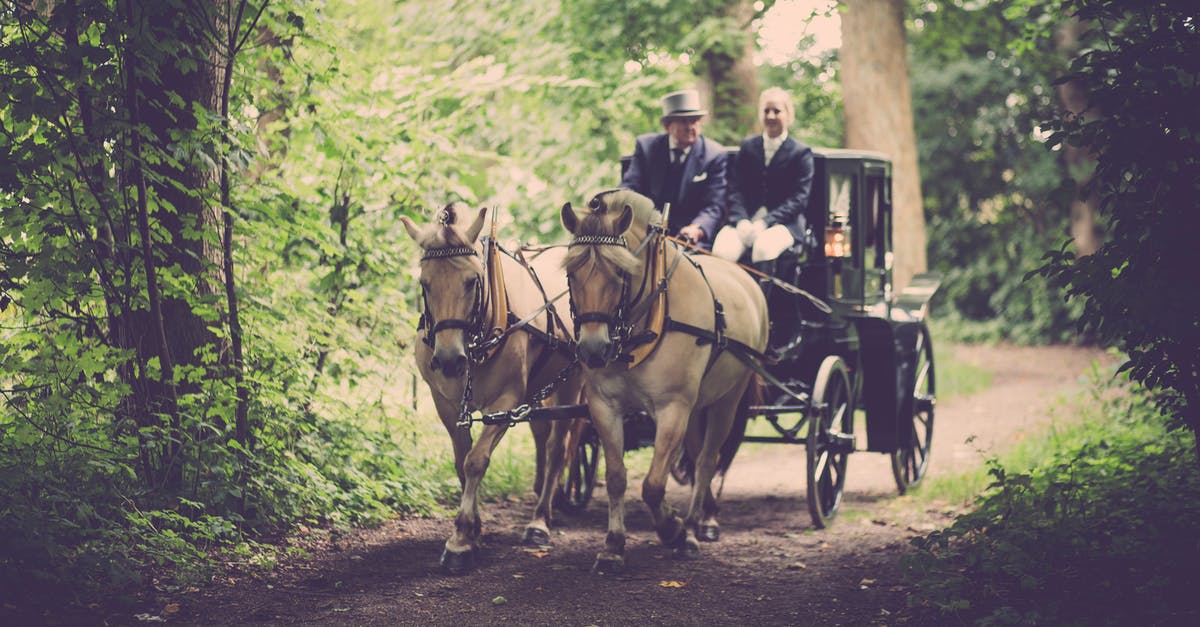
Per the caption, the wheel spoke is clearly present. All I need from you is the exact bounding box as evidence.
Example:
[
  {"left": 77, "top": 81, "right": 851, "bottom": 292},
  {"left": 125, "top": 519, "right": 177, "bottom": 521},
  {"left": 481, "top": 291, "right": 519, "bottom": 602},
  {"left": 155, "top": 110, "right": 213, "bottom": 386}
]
[
  {"left": 813, "top": 449, "right": 829, "bottom": 482},
  {"left": 915, "top": 362, "right": 931, "bottom": 393}
]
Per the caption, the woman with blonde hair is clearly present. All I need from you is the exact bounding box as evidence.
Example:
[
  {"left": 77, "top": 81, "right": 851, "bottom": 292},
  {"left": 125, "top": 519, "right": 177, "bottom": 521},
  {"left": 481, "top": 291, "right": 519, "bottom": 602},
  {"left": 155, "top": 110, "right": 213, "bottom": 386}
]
[{"left": 712, "top": 87, "right": 815, "bottom": 264}]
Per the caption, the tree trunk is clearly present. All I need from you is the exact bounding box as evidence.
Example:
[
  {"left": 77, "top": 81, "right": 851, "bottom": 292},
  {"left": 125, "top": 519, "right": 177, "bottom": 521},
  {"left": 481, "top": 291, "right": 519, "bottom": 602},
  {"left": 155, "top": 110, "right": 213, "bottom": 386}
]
[
  {"left": 1056, "top": 17, "right": 1101, "bottom": 257},
  {"left": 117, "top": 0, "right": 225, "bottom": 491},
  {"left": 840, "top": 0, "right": 927, "bottom": 292},
  {"left": 697, "top": 0, "right": 759, "bottom": 145}
]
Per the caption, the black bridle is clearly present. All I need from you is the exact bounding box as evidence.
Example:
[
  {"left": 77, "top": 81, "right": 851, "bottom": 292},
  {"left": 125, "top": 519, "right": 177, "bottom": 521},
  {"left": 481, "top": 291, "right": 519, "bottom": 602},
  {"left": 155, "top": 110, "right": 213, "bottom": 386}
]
[
  {"left": 417, "top": 243, "right": 490, "bottom": 359},
  {"left": 567, "top": 229, "right": 663, "bottom": 363}
]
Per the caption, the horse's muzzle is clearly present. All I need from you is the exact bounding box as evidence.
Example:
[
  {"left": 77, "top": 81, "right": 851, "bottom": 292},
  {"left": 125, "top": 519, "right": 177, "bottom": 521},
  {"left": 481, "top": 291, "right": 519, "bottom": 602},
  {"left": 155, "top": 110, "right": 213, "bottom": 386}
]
[
  {"left": 430, "top": 346, "right": 468, "bottom": 377},
  {"left": 577, "top": 330, "right": 616, "bottom": 369}
]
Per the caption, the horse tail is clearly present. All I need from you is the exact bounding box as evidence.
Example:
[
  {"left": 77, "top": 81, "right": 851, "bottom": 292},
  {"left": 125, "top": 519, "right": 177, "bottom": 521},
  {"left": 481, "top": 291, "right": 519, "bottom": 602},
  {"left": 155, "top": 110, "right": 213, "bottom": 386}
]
[{"left": 716, "top": 373, "right": 760, "bottom": 475}]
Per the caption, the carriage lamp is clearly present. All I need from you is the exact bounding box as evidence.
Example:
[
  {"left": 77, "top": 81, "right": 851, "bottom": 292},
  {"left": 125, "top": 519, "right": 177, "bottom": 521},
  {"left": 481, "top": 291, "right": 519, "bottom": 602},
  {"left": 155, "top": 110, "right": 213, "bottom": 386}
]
[{"left": 825, "top": 225, "right": 850, "bottom": 258}]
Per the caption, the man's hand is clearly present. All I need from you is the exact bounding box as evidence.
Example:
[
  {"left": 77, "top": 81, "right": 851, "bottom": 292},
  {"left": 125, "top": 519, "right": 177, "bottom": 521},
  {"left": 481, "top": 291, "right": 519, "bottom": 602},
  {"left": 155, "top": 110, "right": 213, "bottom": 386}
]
[{"left": 678, "top": 224, "right": 705, "bottom": 244}]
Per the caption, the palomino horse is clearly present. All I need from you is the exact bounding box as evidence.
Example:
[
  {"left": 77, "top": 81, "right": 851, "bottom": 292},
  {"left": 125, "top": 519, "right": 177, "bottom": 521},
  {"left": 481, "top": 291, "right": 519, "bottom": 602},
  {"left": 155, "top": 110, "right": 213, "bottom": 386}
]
[
  {"left": 561, "top": 189, "right": 769, "bottom": 573},
  {"left": 400, "top": 203, "right": 584, "bottom": 573}
]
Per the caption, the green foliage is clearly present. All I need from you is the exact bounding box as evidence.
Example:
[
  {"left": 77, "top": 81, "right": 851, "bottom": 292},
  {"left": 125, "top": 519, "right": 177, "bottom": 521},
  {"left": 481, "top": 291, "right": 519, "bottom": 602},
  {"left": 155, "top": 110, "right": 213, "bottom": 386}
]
[
  {"left": 2, "top": 0, "right": 688, "bottom": 607},
  {"left": 1028, "top": 0, "right": 1200, "bottom": 434},
  {"left": 904, "top": 376, "right": 1200, "bottom": 624},
  {"left": 909, "top": 0, "right": 1085, "bottom": 343}
]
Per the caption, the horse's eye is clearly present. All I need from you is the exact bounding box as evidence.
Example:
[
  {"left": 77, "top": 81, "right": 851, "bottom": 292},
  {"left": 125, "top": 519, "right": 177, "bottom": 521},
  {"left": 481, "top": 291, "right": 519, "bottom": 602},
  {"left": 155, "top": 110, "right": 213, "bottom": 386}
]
[{"left": 464, "top": 277, "right": 478, "bottom": 291}]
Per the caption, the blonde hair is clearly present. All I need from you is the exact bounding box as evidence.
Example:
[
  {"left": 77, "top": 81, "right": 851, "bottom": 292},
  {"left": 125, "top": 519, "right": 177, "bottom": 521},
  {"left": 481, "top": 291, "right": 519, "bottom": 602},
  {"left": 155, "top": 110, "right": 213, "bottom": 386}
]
[{"left": 758, "top": 87, "right": 794, "bottom": 122}]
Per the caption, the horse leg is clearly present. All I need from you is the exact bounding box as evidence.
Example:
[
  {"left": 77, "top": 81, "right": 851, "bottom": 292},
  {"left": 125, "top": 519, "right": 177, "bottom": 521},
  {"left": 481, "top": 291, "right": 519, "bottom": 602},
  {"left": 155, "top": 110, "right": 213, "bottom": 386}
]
[
  {"left": 682, "top": 382, "right": 747, "bottom": 553},
  {"left": 525, "top": 371, "right": 585, "bottom": 546},
  {"left": 441, "top": 419, "right": 511, "bottom": 574},
  {"left": 682, "top": 421, "right": 721, "bottom": 542},
  {"left": 524, "top": 417, "right": 569, "bottom": 546},
  {"left": 698, "top": 484, "right": 721, "bottom": 542},
  {"left": 641, "top": 400, "right": 693, "bottom": 556},
  {"left": 587, "top": 401, "right": 628, "bottom": 575},
  {"left": 433, "top": 392, "right": 473, "bottom": 489},
  {"left": 528, "top": 415, "right": 550, "bottom": 496}
]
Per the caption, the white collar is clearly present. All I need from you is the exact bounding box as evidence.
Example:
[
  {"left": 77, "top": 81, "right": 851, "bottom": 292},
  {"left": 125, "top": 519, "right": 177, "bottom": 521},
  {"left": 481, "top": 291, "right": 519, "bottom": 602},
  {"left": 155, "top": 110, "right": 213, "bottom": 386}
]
[
  {"left": 762, "top": 131, "right": 788, "bottom": 147},
  {"left": 668, "top": 138, "right": 694, "bottom": 156}
]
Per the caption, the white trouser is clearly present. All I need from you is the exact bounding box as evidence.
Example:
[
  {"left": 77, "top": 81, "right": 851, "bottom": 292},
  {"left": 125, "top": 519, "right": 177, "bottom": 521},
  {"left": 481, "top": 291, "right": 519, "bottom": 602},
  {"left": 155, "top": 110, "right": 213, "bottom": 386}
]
[{"left": 712, "top": 223, "right": 794, "bottom": 263}]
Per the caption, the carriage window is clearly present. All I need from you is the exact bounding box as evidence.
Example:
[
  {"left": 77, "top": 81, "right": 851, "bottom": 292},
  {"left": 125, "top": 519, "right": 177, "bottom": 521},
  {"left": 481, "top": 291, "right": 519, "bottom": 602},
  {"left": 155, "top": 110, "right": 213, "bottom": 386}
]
[
  {"left": 864, "top": 178, "right": 883, "bottom": 270},
  {"left": 825, "top": 173, "right": 853, "bottom": 259}
]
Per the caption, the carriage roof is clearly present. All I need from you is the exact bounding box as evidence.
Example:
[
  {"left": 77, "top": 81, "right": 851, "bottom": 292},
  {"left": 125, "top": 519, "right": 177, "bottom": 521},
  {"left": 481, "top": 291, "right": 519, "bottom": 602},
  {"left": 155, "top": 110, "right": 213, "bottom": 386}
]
[{"left": 810, "top": 147, "right": 891, "bottom": 163}]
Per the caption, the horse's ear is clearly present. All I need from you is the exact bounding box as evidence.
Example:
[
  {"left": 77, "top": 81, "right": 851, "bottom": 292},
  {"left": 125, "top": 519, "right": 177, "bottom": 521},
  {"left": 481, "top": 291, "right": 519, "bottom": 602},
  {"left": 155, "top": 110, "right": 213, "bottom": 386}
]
[
  {"left": 560, "top": 202, "right": 578, "bottom": 234},
  {"left": 464, "top": 206, "right": 488, "bottom": 243},
  {"left": 615, "top": 203, "right": 634, "bottom": 234},
  {"left": 399, "top": 215, "right": 421, "bottom": 241}
]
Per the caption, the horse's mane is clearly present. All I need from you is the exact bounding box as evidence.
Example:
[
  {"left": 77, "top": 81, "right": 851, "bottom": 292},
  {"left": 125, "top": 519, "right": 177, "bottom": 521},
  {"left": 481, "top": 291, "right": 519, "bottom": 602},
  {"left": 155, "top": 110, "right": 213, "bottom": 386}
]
[{"left": 563, "top": 189, "right": 660, "bottom": 276}]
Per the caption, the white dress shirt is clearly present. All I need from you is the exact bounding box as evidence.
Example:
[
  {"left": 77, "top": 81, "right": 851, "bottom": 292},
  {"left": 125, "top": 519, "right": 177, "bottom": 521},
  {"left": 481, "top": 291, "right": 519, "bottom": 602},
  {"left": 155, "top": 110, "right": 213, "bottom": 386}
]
[
  {"left": 762, "top": 131, "right": 788, "bottom": 166},
  {"left": 668, "top": 138, "right": 693, "bottom": 163}
]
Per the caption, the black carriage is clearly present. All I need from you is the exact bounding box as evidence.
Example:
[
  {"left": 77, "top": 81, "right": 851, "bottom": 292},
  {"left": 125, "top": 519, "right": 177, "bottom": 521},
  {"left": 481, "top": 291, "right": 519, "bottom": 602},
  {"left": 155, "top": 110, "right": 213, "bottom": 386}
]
[
  {"left": 737, "top": 148, "right": 940, "bottom": 528},
  {"left": 557, "top": 149, "right": 941, "bottom": 527}
]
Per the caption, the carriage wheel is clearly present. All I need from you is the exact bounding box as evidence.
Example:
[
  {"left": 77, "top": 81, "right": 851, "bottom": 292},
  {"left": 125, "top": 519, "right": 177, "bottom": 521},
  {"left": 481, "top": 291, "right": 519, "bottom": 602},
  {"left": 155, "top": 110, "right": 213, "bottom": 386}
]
[
  {"left": 891, "top": 327, "right": 936, "bottom": 494},
  {"left": 806, "top": 356, "right": 854, "bottom": 529},
  {"left": 557, "top": 422, "right": 600, "bottom": 514}
]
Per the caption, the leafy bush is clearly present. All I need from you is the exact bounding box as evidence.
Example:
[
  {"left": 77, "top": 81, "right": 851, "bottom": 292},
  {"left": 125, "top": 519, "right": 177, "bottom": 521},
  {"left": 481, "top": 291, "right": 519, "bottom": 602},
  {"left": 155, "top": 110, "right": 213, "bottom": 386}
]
[
  {"left": 1030, "top": 0, "right": 1200, "bottom": 441},
  {"left": 904, "top": 377, "right": 1200, "bottom": 625}
]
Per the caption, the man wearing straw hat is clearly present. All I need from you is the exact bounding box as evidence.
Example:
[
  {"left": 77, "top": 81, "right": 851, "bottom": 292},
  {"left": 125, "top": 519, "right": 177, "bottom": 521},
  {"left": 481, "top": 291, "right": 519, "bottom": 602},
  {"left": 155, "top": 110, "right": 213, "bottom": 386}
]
[{"left": 620, "top": 89, "right": 728, "bottom": 249}]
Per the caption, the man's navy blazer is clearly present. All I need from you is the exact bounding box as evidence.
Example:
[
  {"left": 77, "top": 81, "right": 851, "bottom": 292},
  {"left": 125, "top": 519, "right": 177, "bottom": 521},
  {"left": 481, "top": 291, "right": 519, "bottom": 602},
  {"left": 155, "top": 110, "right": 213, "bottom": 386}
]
[
  {"left": 619, "top": 133, "right": 728, "bottom": 244},
  {"left": 727, "top": 135, "right": 814, "bottom": 242}
]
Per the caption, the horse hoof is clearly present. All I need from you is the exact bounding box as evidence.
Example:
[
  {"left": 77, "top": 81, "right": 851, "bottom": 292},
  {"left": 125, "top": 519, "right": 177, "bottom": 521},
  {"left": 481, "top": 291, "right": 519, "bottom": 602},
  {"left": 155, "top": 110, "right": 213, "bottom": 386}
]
[
  {"left": 591, "top": 555, "right": 625, "bottom": 576},
  {"left": 672, "top": 538, "right": 701, "bottom": 560},
  {"left": 657, "top": 516, "right": 686, "bottom": 547},
  {"left": 522, "top": 527, "right": 551, "bottom": 547},
  {"left": 440, "top": 547, "right": 475, "bottom": 575},
  {"left": 698, "top": 524, "right": 720, "bottom": 542}
]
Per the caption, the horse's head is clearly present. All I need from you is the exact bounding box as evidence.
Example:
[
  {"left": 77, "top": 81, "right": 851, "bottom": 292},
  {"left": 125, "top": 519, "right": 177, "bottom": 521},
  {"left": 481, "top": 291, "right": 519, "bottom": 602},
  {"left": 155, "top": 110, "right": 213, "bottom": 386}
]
[
  {"left": 561, "top": 190, "right": 653, "bottom": 369},
  {"left": 400, "top": 203, "right": 488, "bottom": 378}
]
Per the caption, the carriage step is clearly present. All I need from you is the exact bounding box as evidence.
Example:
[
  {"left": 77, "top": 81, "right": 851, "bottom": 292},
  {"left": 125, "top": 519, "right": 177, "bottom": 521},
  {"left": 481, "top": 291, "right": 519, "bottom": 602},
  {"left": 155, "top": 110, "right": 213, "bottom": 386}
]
[
  {"left": 915, "top": 394, "right": 936, "bottom": 413},
  {"left": 827, "top": 432, "right": 857, "bottom": 454}
]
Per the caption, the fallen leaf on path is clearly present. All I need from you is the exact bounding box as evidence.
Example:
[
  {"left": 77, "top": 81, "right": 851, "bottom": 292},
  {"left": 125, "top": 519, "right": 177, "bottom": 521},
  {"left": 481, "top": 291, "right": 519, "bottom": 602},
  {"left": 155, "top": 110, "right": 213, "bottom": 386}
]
[
  {"left": 162, "top": 603, "right": 179, "bottom": 615},
  {"left": 659, "top": 580, "right": 686, "bottom": 588},
  {"left": 786, "top": 562, "right": 807, "bottom": 570},
  {"left": 512, "top": 573, "right": 525, "bottom": 579},
  {"left": 859, "top": 578, "right": 876, "bottom": 589},
  {"left": 492, "top": 596, "right": 508, "bottom": 605}
]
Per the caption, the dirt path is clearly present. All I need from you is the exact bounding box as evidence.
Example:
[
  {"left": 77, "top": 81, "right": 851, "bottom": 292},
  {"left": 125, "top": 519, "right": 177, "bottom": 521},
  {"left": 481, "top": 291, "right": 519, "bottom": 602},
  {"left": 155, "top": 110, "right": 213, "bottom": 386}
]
[{"left": 164, "top": 344, "right": 1108, "bottom": 626}]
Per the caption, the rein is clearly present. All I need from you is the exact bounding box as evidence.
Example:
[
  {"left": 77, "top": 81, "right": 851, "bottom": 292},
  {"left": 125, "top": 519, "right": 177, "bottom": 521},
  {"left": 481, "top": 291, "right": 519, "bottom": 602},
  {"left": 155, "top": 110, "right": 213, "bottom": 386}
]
[{"left": 663, "top": 235, "right": 833, "bottom": 315}]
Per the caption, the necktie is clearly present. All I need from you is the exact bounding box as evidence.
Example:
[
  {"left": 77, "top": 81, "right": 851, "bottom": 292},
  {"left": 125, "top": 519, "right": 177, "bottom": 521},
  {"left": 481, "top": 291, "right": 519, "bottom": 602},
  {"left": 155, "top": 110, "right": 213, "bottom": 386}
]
[{"left": 665, "top": 147, "right": 685, "bottom": 204}]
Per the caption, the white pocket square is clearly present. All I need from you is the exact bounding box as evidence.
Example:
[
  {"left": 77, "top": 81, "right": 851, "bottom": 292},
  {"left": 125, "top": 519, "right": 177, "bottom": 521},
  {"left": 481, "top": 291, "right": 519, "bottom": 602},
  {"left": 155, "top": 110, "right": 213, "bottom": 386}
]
[{"left": 691, "top": 171, "right": 708, "bottom": 182}]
